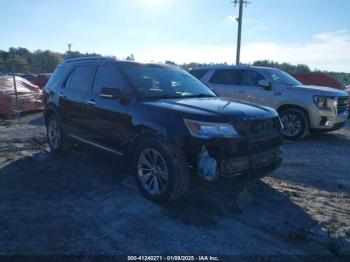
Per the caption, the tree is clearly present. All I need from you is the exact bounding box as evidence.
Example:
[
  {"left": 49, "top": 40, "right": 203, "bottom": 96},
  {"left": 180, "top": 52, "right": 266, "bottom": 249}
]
[
  {"left": 126, "top": 54, "right": 135, "bottom": 61},
  {"left": 29, "top": 50, "right": 63, "bottom": 72},
  {"left": 252, "top": 60, "right": 310, "bottom": 73}
]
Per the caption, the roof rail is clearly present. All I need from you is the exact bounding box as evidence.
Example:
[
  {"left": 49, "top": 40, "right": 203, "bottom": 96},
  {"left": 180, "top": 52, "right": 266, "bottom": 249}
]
[{"left": 63, "top": 56, "right": 116, "bottom": 63}]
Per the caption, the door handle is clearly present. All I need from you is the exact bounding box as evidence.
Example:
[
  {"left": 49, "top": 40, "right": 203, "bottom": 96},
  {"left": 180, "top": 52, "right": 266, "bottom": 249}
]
[
  {"left": 86, "top": 99, "right": 96, "bottom": 106},
  {"left": 238, "top": 90, "right": 246, "bottom": 93},
  {"left": 58, "top": 92, "right": 65, "bottom": 98}
]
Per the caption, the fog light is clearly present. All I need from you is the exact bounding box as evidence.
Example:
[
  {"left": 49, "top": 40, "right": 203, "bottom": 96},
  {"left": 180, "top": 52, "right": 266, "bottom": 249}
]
[
  {"left": 320, "top": 117, "right": 327, "bottom": 126},
  {"left": 325, "top": 121, "right": 333, "bottom": 127}
]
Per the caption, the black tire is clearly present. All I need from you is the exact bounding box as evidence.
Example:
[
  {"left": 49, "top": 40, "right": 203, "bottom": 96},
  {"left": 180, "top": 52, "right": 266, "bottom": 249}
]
[
  {"left": 46, "top": 114, "right": 72, "bottom": 154},
  {"left": 133, "top": 138, "right": 190, "bottom": 203},
  {"left": 279, "top": 108, "right": 309, "bottom": 140}
]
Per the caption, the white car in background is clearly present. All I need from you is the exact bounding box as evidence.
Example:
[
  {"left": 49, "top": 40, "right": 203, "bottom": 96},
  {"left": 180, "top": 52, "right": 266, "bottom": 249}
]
[{"left": 190, "top": 66, "right": 349, "bottom": 140}]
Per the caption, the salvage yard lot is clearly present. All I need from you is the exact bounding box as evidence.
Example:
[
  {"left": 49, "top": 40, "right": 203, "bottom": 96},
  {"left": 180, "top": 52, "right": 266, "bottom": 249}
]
[{"left": 0, "top": 113, "right": 349, "bottom": 255}]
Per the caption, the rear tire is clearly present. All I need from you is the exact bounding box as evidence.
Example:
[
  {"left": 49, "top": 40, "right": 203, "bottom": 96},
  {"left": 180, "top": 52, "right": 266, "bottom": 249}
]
[
  {"left": 133, "top": 138, "right": 190, "bottom": 203},
  {"left": 46, "top": 114, "right": 71, "bottom": 154},
  {"left": 279, "top": 108, "right": 309, "bottom": 140}
]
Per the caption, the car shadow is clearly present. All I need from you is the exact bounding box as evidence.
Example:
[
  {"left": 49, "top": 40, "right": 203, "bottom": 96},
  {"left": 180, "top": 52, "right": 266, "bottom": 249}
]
[
  {"left": 0, "top": 147, "right": 348, "bottom": 255},
  {"left": 162, "top": 178, "right": 316, "bottom": 237}
]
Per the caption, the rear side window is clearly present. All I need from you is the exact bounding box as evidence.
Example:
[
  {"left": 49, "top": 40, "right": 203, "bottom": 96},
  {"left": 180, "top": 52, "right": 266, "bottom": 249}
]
[
  {"left": 209, "top": 69, "right": 241, "bottom": 85},
  {"left": 45, "top": 65, "right": 65, "bottom": 89},
  {"left": 69, "top": 66, "right": 96, "bottom": 91},
  {"left": 190, "top": 69, "right": 209, "bottom": 80},
  {"left": 93, "top": 65, "right": 123, "bottom": 94},
  {"left": 240, "top": 70, "right": 265, "bottom": 86}
]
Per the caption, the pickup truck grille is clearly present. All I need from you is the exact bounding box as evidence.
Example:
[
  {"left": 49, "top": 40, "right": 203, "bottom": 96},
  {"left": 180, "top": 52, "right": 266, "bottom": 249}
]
[{"left": 337, "top": 97, "right": 349, "bottom": 115}]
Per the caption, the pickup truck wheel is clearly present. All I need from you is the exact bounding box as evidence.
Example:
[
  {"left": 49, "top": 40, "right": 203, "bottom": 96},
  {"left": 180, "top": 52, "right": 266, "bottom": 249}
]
[
  {"left": 46, "top": 115, "right": 71, "bottom": 154},
  {"left": 134, "top": 138, "right": 189, "bottom": 203},
  {"left": 280, "top": 109, "right": 308, "bottom": 140}
]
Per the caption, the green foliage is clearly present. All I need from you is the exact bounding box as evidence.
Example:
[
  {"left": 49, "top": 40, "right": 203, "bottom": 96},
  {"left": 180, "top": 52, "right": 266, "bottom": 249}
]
[
  {"left": 0, "top": 47, "right": 103, "bottom": 74},
  {"left": 252, "top": 60, "right": 311, "bottom": 73},
  {"left": 181, "top": 62, "right": 229, "bottom": 71}
]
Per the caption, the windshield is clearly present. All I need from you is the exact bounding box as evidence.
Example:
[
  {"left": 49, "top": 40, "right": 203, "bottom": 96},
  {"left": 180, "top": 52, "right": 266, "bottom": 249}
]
[
  {"left": 120, "top": 64, "right": 216, "bottom": 100},
  {"left": 264, "top": 69, "right": 302, "bottom": 86}
]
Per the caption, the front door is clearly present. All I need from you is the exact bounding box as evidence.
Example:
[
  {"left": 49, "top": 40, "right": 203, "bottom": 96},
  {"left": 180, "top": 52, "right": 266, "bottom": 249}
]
[
  {"left": 84, "top": 64, "right": 131, "bottom": 153},
  {"left": 236, "top": 69, "right": 276, "bottom": 108}
]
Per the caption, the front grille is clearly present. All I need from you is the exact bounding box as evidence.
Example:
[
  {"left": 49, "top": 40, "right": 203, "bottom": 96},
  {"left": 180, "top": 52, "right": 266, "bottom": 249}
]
[
  {"left": 337, "top": 96, "right": 349, "bottom": 115},
  {"left": 234, "top": 117, "right": 282, "bottom": 153},
  {"left": 236, "top": 117, "right": 280, "bottom": 138}
]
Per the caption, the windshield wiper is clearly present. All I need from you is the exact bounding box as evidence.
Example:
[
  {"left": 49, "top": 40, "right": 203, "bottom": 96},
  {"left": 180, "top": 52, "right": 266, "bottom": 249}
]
[
  {"left": 143, "top": 95, "right": 181, "bottom": 101},
  {"left": 181, "top": 94, "right": 216, "bottom": 98}
]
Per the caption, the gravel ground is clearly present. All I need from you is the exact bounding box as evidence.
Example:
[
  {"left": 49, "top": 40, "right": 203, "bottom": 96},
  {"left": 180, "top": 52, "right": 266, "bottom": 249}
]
[{"left": 0, "top": 113, "right": 349, "bottom": 256}]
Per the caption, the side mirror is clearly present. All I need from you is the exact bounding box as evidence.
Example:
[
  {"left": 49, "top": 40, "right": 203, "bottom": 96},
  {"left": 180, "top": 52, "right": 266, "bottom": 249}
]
[
  {"left": 99, "top": 87, "right": 122, "bottom": 99},
  {"left": 258, "top": 80, "right": 272, "bottom": 91}
]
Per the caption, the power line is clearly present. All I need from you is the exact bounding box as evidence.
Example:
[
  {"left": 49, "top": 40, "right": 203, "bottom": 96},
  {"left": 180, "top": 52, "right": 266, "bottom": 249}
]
[{"left": 231, "top": 0, "right": 251, "bottom": 65}]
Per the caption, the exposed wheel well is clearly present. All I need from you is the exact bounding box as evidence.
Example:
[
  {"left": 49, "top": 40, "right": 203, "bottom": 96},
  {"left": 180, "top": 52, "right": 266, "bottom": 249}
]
[{"left": 277, "top": 104, "right": 310, "bottom": 123}]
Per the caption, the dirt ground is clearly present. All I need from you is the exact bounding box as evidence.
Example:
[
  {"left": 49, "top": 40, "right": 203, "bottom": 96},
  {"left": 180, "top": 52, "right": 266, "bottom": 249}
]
[{"left": 0, "top": 113, "right": 349, "bottom": 256}]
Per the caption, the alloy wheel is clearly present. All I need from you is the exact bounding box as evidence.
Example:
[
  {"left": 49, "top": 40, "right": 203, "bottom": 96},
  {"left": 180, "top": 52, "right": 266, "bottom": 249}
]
[
  {"left": 281, "top": 114, "right": 302, "bottom": 137},
  {"left": 48, "top": 119, "right": 61, "bottom": 150},
  {"left": 137, "top": 148, "right": 169, "bottom": 195}
]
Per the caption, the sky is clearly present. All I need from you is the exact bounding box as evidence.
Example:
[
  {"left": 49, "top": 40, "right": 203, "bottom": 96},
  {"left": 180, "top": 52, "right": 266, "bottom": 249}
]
[{"left": 1, "top": 0, "right": 350, "bottom": 72}]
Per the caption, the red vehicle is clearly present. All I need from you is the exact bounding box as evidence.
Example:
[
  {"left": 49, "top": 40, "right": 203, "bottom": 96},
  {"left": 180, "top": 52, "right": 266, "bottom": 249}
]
[
  {"left": 34, "top": 73, "right": 52, "bottom": 89},
  {"left": 0, "top": 76, "right": 43, "bottom": 118}
]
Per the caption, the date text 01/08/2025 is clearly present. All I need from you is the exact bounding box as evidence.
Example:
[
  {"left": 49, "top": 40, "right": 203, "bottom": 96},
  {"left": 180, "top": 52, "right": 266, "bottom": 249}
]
[{"left": 127, "top": 256, "right": 220, "bottom": 261}]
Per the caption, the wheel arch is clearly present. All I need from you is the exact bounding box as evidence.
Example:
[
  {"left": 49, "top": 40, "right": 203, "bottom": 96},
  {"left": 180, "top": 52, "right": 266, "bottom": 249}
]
[
  {"left": 277, "top": 104, "right": 310, "bottom": 124},
  {"left": 44, "top": 103, "right": 59, "bottom": 126},
  {"left": 127, "top": 126, "right": 168, "bottom": 162}
]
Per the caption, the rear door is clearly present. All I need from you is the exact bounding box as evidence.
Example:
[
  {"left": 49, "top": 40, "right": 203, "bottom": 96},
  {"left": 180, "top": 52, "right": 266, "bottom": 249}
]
[
  {"left": 84, "top": 64, "right": 131, "bottom": 153},
  {"left": 59, "top": 65, "right": 96, "bottom": 137},
  {"left": 206, "top": 69, "right": 244, "bottom": 100}
]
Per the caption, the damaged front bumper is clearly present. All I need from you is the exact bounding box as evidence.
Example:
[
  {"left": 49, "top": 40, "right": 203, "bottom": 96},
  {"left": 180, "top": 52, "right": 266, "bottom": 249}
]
[
  {"left": 219, "top": 148, "right": 282, "bottom": 178},
  {"left": 188, "top": 135, "right": 283, "bottom": 181}
]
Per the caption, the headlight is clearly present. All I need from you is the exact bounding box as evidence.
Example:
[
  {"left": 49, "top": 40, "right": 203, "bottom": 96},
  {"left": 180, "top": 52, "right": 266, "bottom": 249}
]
[
  {"left": 184, "top": 119, "right": 239, "bottom": 138},
  {"left": 313, "top": 96, "right": 336, "bottom": 110}
]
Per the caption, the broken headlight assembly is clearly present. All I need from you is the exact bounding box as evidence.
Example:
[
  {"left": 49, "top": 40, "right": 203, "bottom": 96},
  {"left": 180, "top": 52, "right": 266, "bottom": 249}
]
[
  {"left": 184, "top": 119, "right": 240, "bottom": 138},
  {"left": 313, "top": 96, "right": 336, "bottom": 110}
]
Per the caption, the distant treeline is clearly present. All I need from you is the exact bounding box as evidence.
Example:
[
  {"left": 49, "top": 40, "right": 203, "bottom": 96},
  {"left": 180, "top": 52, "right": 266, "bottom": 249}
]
[
  {"left": 0, "top": 47, "right": 349, "bottom": 85},
  {"left": 0, "top": 47, "right": 103, "bottom": 73}
]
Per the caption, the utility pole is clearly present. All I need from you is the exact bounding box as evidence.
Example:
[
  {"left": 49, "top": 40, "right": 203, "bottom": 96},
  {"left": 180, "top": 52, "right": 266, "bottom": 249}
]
[
  {"left": 67, "top": 43, "right": 72, "bottom": 53},
  {"left": 232, "top": 0, "right": 250, "bottom": 65}
]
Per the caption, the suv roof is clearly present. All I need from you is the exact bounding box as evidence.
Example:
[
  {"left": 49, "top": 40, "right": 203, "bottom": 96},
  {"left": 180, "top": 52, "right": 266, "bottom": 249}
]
[
  {"left": 62, "top": 56, "right": 180, "bottom": 69},
  {"left": 190, "top": 65, "right": 274, "bottom": 71},
  {"left": 63, "top": 56, "right": 116, "bottom": 64}
]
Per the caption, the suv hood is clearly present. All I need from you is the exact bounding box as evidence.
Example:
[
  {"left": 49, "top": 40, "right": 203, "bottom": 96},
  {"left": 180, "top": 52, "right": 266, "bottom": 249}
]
[
  {"left": 286, "top": 85, "right": 349, "bottom": 97},
  {"left": 143, "top": 97, "right": 276, "bottom": 121}
]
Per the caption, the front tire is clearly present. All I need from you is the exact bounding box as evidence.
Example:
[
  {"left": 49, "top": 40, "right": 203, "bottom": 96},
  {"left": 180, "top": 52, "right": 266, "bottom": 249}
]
[
  {"left": 46, "top": 114, "right": 71, "bottom": 154},
  {"left": 280, "top": 108, "right": 309, "bottom": 140},
  {"left": 133, "top": 138, "right": 190, "bottom": 203}
]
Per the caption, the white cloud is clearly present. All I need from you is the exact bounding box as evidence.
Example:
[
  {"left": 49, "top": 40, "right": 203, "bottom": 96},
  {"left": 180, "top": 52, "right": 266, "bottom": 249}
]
[{"left": 135, "top": 30, "right": 350, "bottom": 72}]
